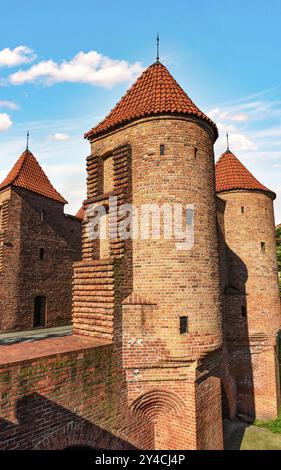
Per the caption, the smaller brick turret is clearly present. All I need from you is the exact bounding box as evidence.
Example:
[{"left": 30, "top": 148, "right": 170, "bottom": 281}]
[
  {"left": 0, "top": 148, "right": 82, "bottom": 331},
  {"left": 216, "top": 148, "right": 281, "bottom": 420}
]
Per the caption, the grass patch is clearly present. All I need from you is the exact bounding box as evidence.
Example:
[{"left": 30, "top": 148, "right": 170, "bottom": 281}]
[{"left": 255, "top": 410, "right": 281, "bottom": 434}]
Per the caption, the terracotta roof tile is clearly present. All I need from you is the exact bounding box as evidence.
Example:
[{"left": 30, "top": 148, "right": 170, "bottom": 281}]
[
  {"left": 0, "top": 149, "right": 67, "bottom": 204},
  {"left": 215, "top": 150, "right": 275, "bottom": 198},
  {"left": 85, "top": 61, "right": 218, "bottom": 139},
  {"left": 75, "top": 206, "right": 85, "bottom": 220}
]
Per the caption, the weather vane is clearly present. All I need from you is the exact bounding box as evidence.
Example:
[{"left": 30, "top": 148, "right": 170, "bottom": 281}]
[
  {"left": 26, "top": 130, "right": 29, "bottom": 150},
  {"left": 156, "top": 33, "right": 160, "bottom": 62}
]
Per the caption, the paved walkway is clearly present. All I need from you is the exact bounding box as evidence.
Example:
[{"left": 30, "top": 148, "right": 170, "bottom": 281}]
[
  {"left": 0, "top": 325, "right": 72, "bottom": 345},
  {"left": 0, "top": 334, "right": 109, "bottom": 365}
]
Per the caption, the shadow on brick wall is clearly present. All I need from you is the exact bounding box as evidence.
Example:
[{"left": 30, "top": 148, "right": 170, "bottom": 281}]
[
  {"left": 0, "top": 393, "right": 137, "bottom": 450},
  {"left": 222, "top": 244, "right": 255, "bottom": 422}
]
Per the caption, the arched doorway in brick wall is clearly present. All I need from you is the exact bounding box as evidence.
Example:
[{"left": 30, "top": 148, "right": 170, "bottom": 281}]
[
  {"left": 64, "top": 445, "right": 96, "bottom": 450},
  {"left": 34, "top": 421, "right": 135, "bottom": 450}
]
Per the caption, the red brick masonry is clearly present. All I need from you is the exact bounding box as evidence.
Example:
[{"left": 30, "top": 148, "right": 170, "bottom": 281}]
[{"left": 0, "top": 59, "right": 280, "bottom": 450}]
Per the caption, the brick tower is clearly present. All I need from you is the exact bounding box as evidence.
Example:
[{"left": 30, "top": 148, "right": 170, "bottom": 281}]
[
  {"left": 0, "top": 148, "right": 82, "bottom": 331},
  {"left": 216, "top": 148, "right": 281, "bottom": 420},
  {"left": 73, "top": 61, "right": 224, "bottom": 449}
]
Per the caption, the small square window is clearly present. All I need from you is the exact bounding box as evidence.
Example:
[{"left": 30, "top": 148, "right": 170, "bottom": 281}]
[
  {"left": 160, "top": 144, "right": 165, "bottom": 156},
  {"left": 261, "top": 242, "right": 265, "bottom": 253},
  {"left": 180, "top": 316, "right": 188, "bottom": 334}
]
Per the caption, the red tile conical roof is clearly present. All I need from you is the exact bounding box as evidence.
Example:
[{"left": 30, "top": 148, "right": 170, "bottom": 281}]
[
  {"left": 85, "top": 61, "right": 218, "bottom": 139},
  {"left": 215, "top": 150, "right": 275, "bottom": 198},
  {"left": 0, "top": 149, "right": 67, "bottom": 204}
]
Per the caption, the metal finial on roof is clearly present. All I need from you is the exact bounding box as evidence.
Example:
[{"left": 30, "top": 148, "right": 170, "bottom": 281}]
[
  {"left": 156, "top": 33, "right": 160, "bottom": 62},
  {"left": 226, "top": 132, "right": 229, "bottom": 151},
  {"left": 26, "top": 130, "right": 29, "bottom": 150}
]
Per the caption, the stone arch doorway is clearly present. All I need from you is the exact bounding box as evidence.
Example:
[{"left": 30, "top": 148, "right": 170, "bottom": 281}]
[{"left": 34, "top": 421, "right": 135, "bottom": 450}]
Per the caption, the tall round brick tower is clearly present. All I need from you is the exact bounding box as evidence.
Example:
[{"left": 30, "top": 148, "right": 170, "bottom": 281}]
[
  {"left": 216, "top": 148, "right": 281, "bottom": 420},
  {"left": 74, "top": 61, "right": 224, "bottom": 449}
]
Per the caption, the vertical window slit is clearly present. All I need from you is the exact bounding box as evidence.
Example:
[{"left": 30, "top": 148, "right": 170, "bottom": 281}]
[{"left": 180, "top": 316, "right": 188, "bottom": 334}]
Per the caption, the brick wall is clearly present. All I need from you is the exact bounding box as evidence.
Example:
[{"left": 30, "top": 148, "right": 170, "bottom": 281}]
[
  {"left": 0, "top": 337, "right": 153, "bottom": 450},
  {"left": 0, "top": 189, "right": 23, "bottom": 330},
  {"left": 0, "top": 188, "right": 82, "bottom": 331}
]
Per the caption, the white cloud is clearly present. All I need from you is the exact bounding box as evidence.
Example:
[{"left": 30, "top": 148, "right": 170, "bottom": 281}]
[
  {"left": 42, "top": 163, "right": 84, "bottom": 176},
  {"left": 208, "top": 107, "right": 248, "bottom": 122},
  {"left": 0, "top": 113, "right": 12, "bottom": 131},
  {"left": 252, "top": 127, "right": 281, "bottom": 139},
  {"left": 9, "top": 51, "right": 144, "bottom": 87},
  {"left": 224, "top": 133, "right": 257, "bottom": 151},
  {"left": 48, "top": 132, "right": 70, "bottom": 141},
  {"left": 0, "top": 46, "right": 35, "bottom": 67},
  {"left": 0, "top": 100, "right": 19, "bottom": 110}
]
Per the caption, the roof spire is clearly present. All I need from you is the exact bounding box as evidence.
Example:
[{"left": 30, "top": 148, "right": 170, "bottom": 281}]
[
  {"left": 226, "top": 132, "right": 229, "bottom": 151},
  {"left": 26, "top": 130, "right": 29, "bottom": 150},
  {"left": 156, "top": 33, "right": 160, "bottom": 62}
]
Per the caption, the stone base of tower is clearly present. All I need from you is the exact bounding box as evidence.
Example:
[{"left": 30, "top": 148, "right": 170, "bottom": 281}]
[
  {"left": 252, "top": 342, "right": 280, "bottom": 420},
  {"left": 126, "top": 351, "right": 224, "bottom": 450},
  {"left": 226, "top": 338, "right": 280, "bottom": 421}
]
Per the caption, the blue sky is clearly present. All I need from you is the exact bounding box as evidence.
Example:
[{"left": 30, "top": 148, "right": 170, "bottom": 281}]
[{"left": 0, "top": 0, "right": 281, "bottom": 220}]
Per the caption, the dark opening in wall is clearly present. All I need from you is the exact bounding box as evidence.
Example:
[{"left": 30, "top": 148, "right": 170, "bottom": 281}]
[
  {"left": 194, "top": 147, "right": 198, "bottom": 158},
  {"left": 180, "top": 316, "right": 188, "bottom": 334},
  {"left": 41, "top": 210, "right": 45, "bottom": 222},
  {"left": 241, "top": 206, "right": 244, "bottom": 214},
  {"left": 34, "top": 296, "right": 46, "bottom": 327},
  {"left": 160, "top": 144, "right": 165, "bottom": 156},
  {"left": 261, "top": 242, "right": 266, "bottom": 253},
  {"left": 241, "top": 306, "right": 247, "bottom": 317},
  {"left": 39, "top": 248, "right": 44, "bottom": 260}
]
